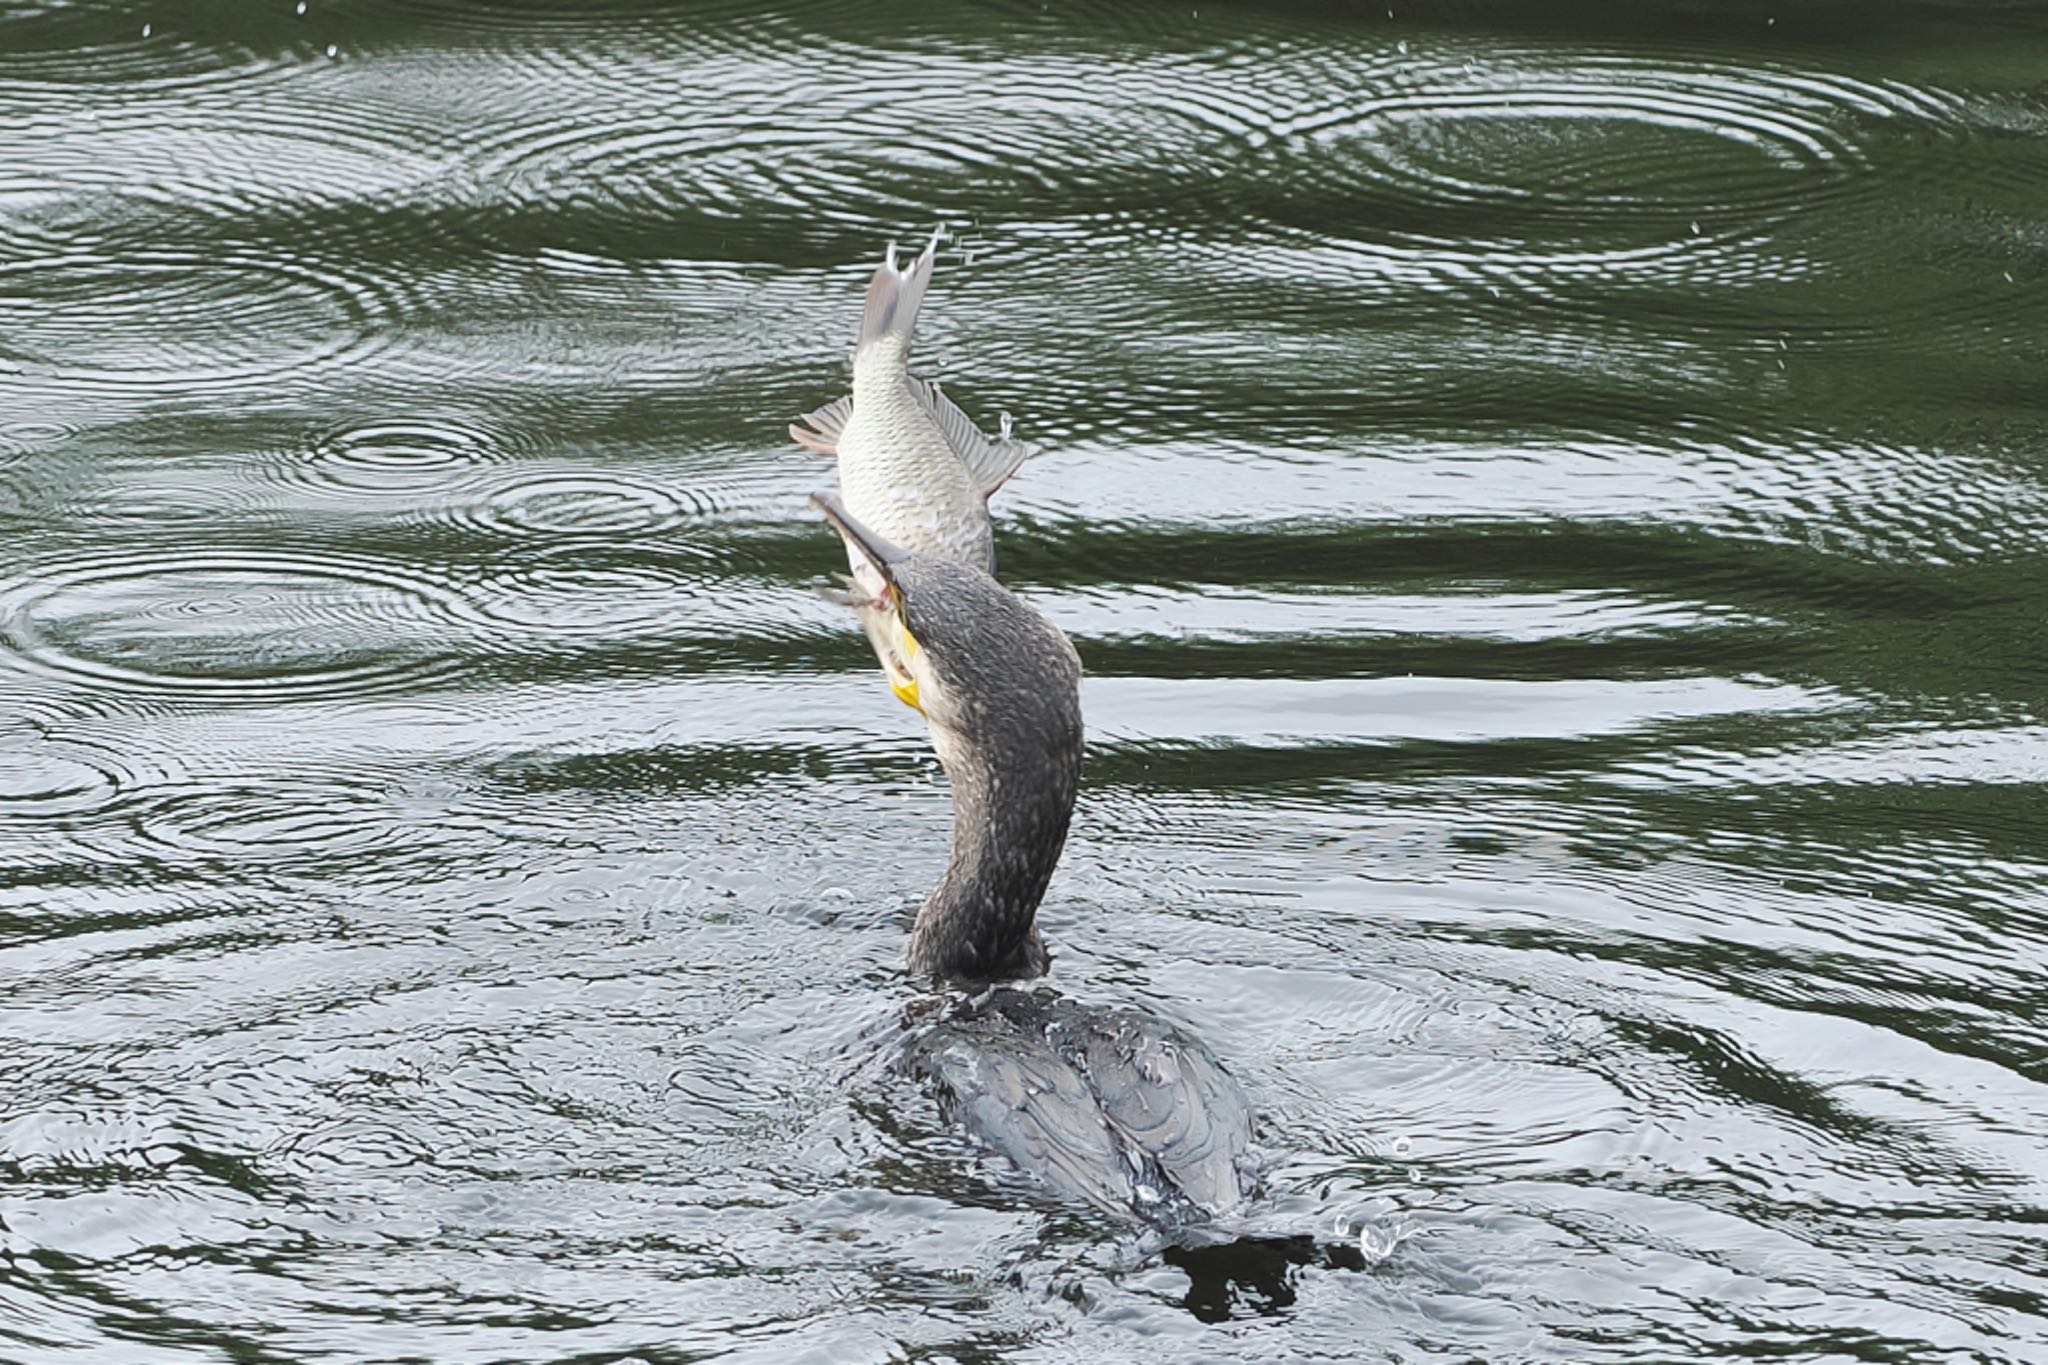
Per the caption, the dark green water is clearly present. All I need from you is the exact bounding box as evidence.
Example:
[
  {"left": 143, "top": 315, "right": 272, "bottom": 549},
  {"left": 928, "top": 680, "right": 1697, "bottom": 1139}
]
[{"left": 2, "top": 1, "right": 2045, "bottom": 1359}]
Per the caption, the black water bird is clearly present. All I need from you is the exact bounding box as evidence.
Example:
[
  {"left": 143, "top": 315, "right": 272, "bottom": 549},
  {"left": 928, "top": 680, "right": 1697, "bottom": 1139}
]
[{"left": 813, "top": 493, "right": 1254, "bottom": 1235}]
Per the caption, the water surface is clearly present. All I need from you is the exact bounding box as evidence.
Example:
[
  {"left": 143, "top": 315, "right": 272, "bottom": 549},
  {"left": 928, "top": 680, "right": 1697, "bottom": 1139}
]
[{"left": 2, "top": 1, "right": 2046, "bottom": 1360}]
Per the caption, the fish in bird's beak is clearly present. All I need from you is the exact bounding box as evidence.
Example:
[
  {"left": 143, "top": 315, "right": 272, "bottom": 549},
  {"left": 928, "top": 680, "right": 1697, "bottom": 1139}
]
[
  {"left": 810, "top": 491, "right": 926, "bottom": 714},
  {"left": 787, "top": 234, "right": 1037, "bottom": 577}
]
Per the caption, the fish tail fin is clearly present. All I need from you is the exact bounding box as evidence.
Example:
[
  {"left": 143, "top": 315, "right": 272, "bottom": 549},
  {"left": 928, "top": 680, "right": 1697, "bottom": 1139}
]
[{"left": 857, "top": 228, "right": 941, "bottom": 356}]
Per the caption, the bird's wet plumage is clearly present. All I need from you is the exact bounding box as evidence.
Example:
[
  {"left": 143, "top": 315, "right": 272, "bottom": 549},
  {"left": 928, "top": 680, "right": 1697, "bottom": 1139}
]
[{"left": 906, "top": 987, "right": 1253, "bottom": 1234}]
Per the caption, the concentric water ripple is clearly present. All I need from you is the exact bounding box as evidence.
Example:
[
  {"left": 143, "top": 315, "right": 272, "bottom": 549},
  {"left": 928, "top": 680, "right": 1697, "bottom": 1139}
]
[
  {"left": 61, "top": 462, "right": 286, "bottom": 530},
  {"left": 464, "top": 539, "right": 725, "bottom": 645},
  {"left": 0, "top": 117, "right": 452, "bottom": 271},
  {"left": 0, "top": 11, "right": 288, "bottom": 91},
  {"left": 284, "top": 415, "right": 514, "bottom": 501},
  {"left": 0, "top": 419, "right": 79, "bottom": 456},
  {"left": 0, "top": 724, "right": 173, "bottom": 829},
  {"left": 0, "top": 722, "right": 436, "bottom": 875},
  {"left": 0, "top": 549, "right": 483, "bottom": 702},
  {"left": 1256, "top": 54, "right": 1958, "bottom": 230},
  {"left": 468, "top": 470, "right": 707, "bottom": 538},
  {"left": 0, "top": 250, "right": 397, "bottom": 398},
  {"left": 114, "top": 770, "right": 443, "bottom": 870},
  {"left": 421, "top": 26, "right": 1975, "bottom": 275}
]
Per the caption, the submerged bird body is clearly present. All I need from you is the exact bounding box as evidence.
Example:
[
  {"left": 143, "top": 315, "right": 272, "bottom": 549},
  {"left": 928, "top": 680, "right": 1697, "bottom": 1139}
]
[
  {"left": 812, "top": 495, "right": 1253, "bottom": 1232},
  {"left": 906, "top": 987, "right": 1252, "bottom": 1234}
]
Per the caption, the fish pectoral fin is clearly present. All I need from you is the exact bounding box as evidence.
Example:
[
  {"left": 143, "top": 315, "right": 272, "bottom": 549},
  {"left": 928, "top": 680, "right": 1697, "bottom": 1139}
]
[
  {"left": 980, "top": 435, "right": 1037, "bottom": 499},
  {"left": 788, "top": 423, "right": 835, "bottom": 456},
  {"left": 789, "top": 395, "right": 853, "bottom": 456},
  {"left": 909, "top": 378, "right": 1040, "bottom": 498}
]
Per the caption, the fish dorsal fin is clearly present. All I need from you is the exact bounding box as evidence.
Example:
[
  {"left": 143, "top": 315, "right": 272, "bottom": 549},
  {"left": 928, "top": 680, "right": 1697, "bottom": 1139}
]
[
  {"left": 910, "top": 378, "right": 1037, "bottom": 498},
  {"left": 789, "top": 395, "right": 853, "bottom": 456}
]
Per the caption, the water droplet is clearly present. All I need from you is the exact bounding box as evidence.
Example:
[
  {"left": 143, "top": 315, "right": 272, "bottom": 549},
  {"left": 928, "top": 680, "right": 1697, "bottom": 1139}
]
[{"left": 1358, "top": 1220, "right": 1403, "bottom": 1263}]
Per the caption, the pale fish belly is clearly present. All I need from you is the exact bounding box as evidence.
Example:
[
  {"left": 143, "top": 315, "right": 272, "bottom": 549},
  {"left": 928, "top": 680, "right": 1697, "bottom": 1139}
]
[
  {"left": 839, "top": 476, "right": 991, "bottom": 573},
  {"left": 834, "top": 422, "right": 993, "bottom": 570}
]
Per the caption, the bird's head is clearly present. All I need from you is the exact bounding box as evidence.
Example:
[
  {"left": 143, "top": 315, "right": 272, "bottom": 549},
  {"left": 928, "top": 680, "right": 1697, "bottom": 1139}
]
[{"left": 810, "top": 492, "right": 1080, "bottom": 751}]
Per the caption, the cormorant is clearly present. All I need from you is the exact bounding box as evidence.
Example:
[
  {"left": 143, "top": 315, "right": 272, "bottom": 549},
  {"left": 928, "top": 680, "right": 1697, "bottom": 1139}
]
[{"left": 814, "top": 493, "right": 1254, "bottom": 1235}]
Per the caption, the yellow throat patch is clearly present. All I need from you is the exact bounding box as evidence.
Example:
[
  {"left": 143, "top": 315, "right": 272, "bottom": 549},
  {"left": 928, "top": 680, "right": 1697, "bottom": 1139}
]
[{"left": 886, "top": 611, "right": 922, "bottom": 713}]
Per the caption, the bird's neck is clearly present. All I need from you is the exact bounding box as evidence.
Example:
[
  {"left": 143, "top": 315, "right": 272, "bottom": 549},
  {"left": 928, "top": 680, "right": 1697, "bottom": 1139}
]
[{"left": 910, "top": 722, "right": 1079, "bottom": 984}]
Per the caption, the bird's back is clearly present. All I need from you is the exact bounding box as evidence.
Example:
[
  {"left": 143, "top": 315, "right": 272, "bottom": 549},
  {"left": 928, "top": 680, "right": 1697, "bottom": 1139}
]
[{"left": 903, "top": 986, "right": 1254, "bottom": 1234}]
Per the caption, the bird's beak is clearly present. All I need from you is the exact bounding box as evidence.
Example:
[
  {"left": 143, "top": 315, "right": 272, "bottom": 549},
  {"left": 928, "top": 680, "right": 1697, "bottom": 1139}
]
[
  {"left": 811, "top": 492, "right": 907, "bottom": 582},
  {"left": 810, "top": 493, "right": 925, "bottom": 714}
]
